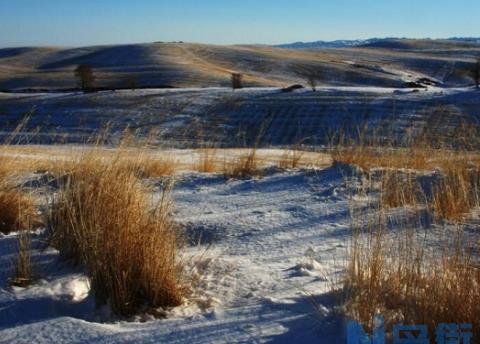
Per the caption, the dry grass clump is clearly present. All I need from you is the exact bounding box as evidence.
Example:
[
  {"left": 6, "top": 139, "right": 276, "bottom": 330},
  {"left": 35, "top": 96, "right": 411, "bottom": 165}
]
[
  {"left": 374, "top": 160, "right": 480, "bottom": 222},
  {"left": 0, "top": 150, "right": 36, "bottom": 286},
  {"left": 120, "top": 154, "right": 177, "bottom": 178},
  {"left": 48, "top": 152, "right": 183, "bottom": 316},
  {"left": 0, "top": 188, "right": 37, "bottom": 234},
  {"left": 278, "top": 150, "right": 304, "bottom": 169},
  {"left": 432, "top": 164, "right": 480, "bottom": 221},
  {"left": 197, "top": 149, "right": 217, "bottom": 173},
  {"left": 223, "top": 149, "right": 262, "bottom": 179},
  {"left": 379, "top": 171, "right": 425, "bottom": 209},
  {"left": 333, "top": 138, "right": 480, "bottom": 221},
  {"left": 0, "top": 148, "right": 38, "bottom": 235},
  {"left": 332, "top": 145, "right": 434, "bottom": 172},
  {"left": 345, "top": 216, "right": 480, "bottom": 338}
]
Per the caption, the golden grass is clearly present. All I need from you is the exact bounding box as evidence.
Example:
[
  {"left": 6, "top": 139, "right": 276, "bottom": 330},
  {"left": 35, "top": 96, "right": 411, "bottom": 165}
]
[
  {"left": 197, "top": 149, "right": 218, "bottom": 173},
  {"left": 0, "top": 145, "right": 331, "bottom": 179},
  {"left": 379, "top": 171, "right": 423, "bottom": 208},
  {"left": 48, "top": 150, "right": 184, "bottom": 316},
  {"left": 338, "top": 129, "right": 480, "bottom": 338},
  {"left": 223, "top": 149, "right": 263, "bottom": 179},
  {"left": 432, "top": 165, "right": 480, "bottom": 221},
  {"left": 333, "top": 146, "right": 437, "bottom": 171},
  {"left": 345, "top": 217, "right": 480, "bottom": 338},
  {"left": 0, "top": 147, "right": 39, "bottom": 235},
  {"left": 278, "top": 149, "right": 304, "bottom": 170},
  {"left": 119, "top": 155, "right": 177, "bottom": 178},
  {"left": 0, "top": 188, "right": 37, "bottom": 234},
  {"left": 333, "top": 143, "right": 480, "bottom": 221}
]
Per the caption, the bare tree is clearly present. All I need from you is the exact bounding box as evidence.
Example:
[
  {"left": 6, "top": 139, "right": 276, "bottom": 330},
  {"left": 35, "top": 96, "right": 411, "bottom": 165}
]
[
  {"left": 74, "top": 64, "right": 95, "bottom": 91},
  {"left": 468, "top": 58, "right": 480, "bottom": 89},
  {"left": 231, "top": 73, "right": 243, "bottom": 91},
  {"left": 125, "top": 74, "right": 138, "bottom": 90},
  {"left": 294, "top": 65, "right": 322, "bottom": 91}
]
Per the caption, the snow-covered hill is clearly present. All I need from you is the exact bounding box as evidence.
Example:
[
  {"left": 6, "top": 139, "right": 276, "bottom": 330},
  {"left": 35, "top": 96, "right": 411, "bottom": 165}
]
[{"left": 276, "top": 37, "right": 480, "bottom": 49}]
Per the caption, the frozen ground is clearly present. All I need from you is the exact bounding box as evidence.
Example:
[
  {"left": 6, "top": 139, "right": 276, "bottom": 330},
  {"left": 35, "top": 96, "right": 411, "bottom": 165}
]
[
  {"left": 0, "top": 164, "right": 358, "bottom": 343},
  {"left": 1, "top": 86, "right": 479, "bottom": 146}
]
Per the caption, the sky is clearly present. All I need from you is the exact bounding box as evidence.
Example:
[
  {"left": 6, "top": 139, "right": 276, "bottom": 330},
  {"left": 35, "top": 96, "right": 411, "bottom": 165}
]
[{"left": 0, "top": 0, "right": 479, "bottom": 47}]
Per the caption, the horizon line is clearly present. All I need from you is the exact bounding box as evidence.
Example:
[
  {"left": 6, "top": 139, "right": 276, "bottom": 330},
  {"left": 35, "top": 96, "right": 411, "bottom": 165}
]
[{"left": 1, "top": 36, "right": 480, "bottom": 50}]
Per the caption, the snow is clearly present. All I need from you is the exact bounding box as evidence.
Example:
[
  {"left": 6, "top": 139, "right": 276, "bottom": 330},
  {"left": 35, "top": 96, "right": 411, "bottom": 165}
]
[
  {"left": 1, "top": 86, "right": 479, "bottom": 147},
  {"left": 0, "top": 164, "right": 357, "bottom": 343}
]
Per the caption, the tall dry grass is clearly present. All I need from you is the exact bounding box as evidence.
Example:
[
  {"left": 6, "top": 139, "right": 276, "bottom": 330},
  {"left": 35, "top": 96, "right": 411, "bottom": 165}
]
[
  {"left": 197, "top": 149, "right": 217, "bottom": 173},
  {"left": 432, "top": 164, "right": 480, "bottom": 221},
  {"left": 332, "top": 130, "right": 480, "bottom": 222},
  {"left": 223, "top": 149, "right": 262, "bottom": 179},
  {"left": 0, "top": 188, "right": 37, "bottom": 235},
  {"left": 339, "top": 124, "right": 480, "bottom": 339},
  {"left": 119, "top": 154, "right": 177, "bottom": 178},
  {"left": 278, "top": 149, "right": 304, "bottom": 169},
  {"left": 0, "top": 145, "right": 38, "bottom": 235},
  {"left": 345, "top": 213, "right": 480, "bottom": 338},
  {"left": 48, "top": 150, "right": 184, "bottom": 316}
]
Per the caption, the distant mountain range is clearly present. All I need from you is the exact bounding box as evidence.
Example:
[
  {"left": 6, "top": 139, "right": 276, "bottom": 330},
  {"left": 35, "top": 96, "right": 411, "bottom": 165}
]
[{"left": 275, "top": 37, "right": 480, "bottom": 49}]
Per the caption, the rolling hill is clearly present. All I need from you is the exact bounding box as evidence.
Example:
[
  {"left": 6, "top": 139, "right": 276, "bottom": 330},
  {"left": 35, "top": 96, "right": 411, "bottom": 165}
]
[{"left": 1, "top": 39, "right": 479, "bottom": 91}]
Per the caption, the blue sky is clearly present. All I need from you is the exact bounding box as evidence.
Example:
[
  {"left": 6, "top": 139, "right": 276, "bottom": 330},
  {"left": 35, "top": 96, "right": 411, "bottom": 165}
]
[{"left": 0, "top": 0, "right": 478, "bottom": 47}]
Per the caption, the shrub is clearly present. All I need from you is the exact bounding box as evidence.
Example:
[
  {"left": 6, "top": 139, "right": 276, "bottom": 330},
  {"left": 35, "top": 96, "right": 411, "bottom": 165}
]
[{"left": 231, "top": 73, "right": 243, "bottom": 91}]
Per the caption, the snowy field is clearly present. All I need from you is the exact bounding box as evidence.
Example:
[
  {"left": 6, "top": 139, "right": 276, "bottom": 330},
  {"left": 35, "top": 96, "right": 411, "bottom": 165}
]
[
  {"left": 1, "top": 84, "right": 480, "bottom": 342},
  {"left": 0, "top": 162, "right": 358, "bottom": 343},
  {"left": 1, "top": 86, "right": 479, "bottom": 147},
  {"left": 1, "top": 61, "right": 480, "bottom": 342}
]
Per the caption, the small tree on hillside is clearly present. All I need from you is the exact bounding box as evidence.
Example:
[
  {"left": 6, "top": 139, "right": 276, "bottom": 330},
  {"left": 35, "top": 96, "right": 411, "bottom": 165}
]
[
  {"left": 468, "top": 58, "right": 480, "bottom": 89},
  {"left": 231, "top": 73, "right": 243, "bottom": 91},
  {"left": 294, "top": 65, "right": 322, "bottom": 91},
  {"left": 125, "top": 74, "right": 139, "bottom": 90},
  {"left": 74, "top": 64, "right": 95, "bottom": 91}
]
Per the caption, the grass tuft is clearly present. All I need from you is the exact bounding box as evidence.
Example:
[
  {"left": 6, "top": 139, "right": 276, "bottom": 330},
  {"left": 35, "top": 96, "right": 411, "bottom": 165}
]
[
  {"left": 278, "top": 149, "right": 304, "bottom": 169},
  {"left": 345, "top": 218, "right": 480, "bottom": 338},
  {"left": 197, "top": 149, "right": 217, "bottom": 173},
  {"left": 48, "top": 151, "right": 184, "bottom": 316},
  {"left": 223, "top": 149, "right": 262, "bottom": 179}
]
